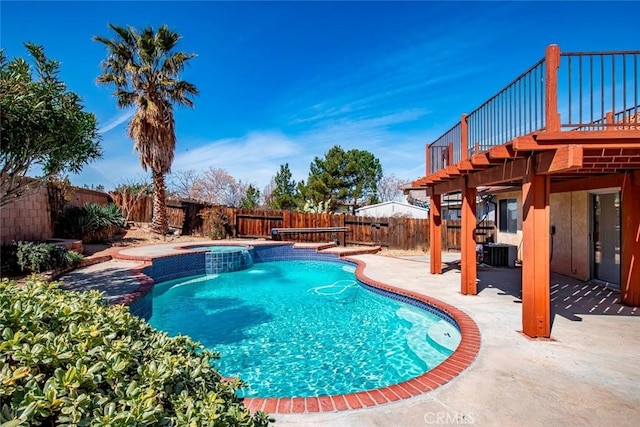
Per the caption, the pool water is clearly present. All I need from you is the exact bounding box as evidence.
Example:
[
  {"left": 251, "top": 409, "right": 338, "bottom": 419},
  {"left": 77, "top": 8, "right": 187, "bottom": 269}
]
[{"left": 149, "top": 260, "right": 460, "bottom": 398}]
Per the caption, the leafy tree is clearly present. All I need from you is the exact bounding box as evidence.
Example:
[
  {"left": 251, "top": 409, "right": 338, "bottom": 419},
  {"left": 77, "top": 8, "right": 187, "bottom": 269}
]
[
  {"left": 305, "top": 146, "right": 382, "bottom": 212},
  {"left": 241, "top": 184, "right": 261, "bottom": 209},
  {"left": 0, "top": 43, "right": 102, "bottom": 207},
  {"left": 95, "top": 24, "right": 198, "bottom": 234},
  {"left": 269, "top": 163, "right": 299, "bottom": 210}
]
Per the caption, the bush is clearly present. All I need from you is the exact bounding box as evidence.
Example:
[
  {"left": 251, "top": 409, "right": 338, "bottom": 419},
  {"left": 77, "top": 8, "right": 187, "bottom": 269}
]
[
  {"left": 0, "top": 279, "right": 272, "bottom": 426},
  {"left": 15, "top": 241, "right": 84, "bottom": 273},
  {"left": 199, "top": 207, "right": 230, "bottom": 240},
  {"left": 62, "top": 203, "right": 126, "bottom": 243}
]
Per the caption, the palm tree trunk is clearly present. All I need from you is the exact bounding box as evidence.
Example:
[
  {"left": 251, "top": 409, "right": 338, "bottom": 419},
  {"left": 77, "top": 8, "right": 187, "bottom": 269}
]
[{"left": 151, "top": 170, "right": 169, "bottom": 234}]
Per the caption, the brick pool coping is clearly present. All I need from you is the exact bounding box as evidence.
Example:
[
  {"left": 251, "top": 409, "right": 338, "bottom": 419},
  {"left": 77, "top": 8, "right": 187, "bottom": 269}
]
[{"left": 110, "top": 242, "right": 481, "bottom": 414}]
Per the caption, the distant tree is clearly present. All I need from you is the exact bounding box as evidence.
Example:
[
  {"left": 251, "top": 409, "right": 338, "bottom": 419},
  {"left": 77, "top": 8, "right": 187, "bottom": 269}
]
[
  {"left": 241, "top": 184, "right": 261, "bottom": 209},
  {"left": 0, "top": 43, "right": 102, "bottom": 207},
  {"left": 168, "top": 169, "right": 203, "bottom": 200},
  {"left": 95, "top": 24, "right": 198, "bottom": 233},
  {"left": 269, "top": 163, "right": 299, "bottom": 210},
  {"left": 196, "top": 167, "right": 247, "bottom": 207},
  {"left": 377, "top": 174, "right": 411, "bottom": 202},
  {"left": 262, "top": 178, "right": 276, "bottom": 207},
  {"left": 305, "top": 145, "right": 382, "bottom": 212}
]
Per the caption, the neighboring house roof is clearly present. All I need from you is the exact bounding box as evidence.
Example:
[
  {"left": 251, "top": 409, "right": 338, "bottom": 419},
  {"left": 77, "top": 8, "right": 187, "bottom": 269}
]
[{"left": 355, "top": 201, "right": 430, "bottom": 218}]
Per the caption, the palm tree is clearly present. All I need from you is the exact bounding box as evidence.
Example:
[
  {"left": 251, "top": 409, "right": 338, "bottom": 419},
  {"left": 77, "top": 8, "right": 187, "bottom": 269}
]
[{"left": 94, "top": 24, "right": 198, "bottom": 234}]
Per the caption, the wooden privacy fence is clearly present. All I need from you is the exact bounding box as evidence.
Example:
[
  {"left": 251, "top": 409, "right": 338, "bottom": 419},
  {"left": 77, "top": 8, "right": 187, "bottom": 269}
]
[{"left": 111, "top": 194, "right": 495, "bottom": 251}]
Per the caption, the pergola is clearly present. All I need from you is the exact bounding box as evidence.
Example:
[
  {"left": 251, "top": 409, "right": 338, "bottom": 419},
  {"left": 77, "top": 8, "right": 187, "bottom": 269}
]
[{"left": 414, "top": 45, "right": 640, "bottom": 338}]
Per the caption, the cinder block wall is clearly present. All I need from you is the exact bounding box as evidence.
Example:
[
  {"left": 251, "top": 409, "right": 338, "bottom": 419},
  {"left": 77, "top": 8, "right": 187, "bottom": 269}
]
[
  {"left": 1, "top": 186, "right": 111, "bottom": 245},
  {"left": 1, "top": 186, "right": 53, "bottom": 245}
]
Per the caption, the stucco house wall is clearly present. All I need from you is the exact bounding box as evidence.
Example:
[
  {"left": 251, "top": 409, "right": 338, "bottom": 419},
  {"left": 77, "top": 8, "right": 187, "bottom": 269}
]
[{"left": 549, "top": 191, "right": 590, "bottom": 281}]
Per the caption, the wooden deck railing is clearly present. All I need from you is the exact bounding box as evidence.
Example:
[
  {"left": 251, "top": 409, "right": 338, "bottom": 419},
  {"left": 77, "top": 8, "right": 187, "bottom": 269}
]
[{"left": 426, "top": 45, "right": 640, "bottom": 174}]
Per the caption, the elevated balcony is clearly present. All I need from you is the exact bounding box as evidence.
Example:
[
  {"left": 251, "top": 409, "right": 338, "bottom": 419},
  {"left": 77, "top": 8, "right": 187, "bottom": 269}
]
[{"left": 416, "top": 45, "right": 640, "bottom": 191}]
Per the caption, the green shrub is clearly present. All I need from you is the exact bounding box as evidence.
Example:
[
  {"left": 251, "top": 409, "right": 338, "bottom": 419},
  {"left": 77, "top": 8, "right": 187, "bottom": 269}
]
[
  {"left": 15, "top": 241, "right": 83, "bottom": 273},
  {"left": 62, "top": 203, "right": 126, "bottom": 243},
  {"left": 0, "top": 279, "right": 272, "bottom": 426}
]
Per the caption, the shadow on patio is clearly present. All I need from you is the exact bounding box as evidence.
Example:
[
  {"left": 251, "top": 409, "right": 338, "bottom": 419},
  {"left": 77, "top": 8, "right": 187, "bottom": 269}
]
[{"left": 474, "top": 266, "right": 639, "bottom": 328}]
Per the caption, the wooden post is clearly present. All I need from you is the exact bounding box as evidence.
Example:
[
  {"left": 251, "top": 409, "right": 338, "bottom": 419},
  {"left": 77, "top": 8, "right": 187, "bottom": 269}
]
[
  {"left": 605, "top": 111, "right": 614, "bottom": 130},
  {"left": 522, "top": 157, "right": 551, "bottom": 338},
  {"left": 545, "top": 44, "right": 561, "bottom": 132},
  {"left": 621, "top": 173, "right": 640, "bottom": 306},
  {"left": 461, "top": 177, "right": 477, "bottom": 295},
  {"left": 461, "top": 113, "right": 469, "bottom": 160},
  {"left": 429, "top": 190, "right": 443, "bottom": 274}
]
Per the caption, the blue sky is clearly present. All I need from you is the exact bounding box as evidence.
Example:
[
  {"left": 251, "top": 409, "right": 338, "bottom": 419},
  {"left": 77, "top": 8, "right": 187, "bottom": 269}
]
[{"left": 3, "top": 1, "right": 639, "bottom": 191}]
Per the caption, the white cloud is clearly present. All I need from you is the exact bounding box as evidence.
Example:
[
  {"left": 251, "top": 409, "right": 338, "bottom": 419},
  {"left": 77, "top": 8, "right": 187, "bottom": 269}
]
[{"left": 97, "top": 109, "right": 135, "bottom": 134}]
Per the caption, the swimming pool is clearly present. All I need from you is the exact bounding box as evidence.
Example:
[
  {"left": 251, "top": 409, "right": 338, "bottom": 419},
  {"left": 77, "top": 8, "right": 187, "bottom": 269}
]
[{"left": 149, "top": 259, "right": 460, "bottom": 398}]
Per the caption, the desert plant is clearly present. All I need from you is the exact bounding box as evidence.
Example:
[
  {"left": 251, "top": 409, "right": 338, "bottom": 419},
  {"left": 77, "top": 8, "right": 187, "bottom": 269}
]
[
  {"left": 0, "top": 279, "right": 271, "bottom": 426},
  {"left": 111, "top": 180, "right": 152, "bottom": 222},
  {"left": 199, "top": 207, "right": 230, "bottom": 240},
  {"left": 62, "top": 202, "right": 126, "bottom": 243},
  {"left": 14, "top": 241, "right": 83, "bottom": 273}
]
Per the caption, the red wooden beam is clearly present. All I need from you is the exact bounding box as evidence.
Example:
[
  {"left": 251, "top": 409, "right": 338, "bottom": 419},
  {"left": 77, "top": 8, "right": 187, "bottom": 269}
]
[
  {"left": 429, "top": 192, "right": 442, "bottom": 275},
  {"left": 445, "top": 165, "right": 462, "bottom": 176},
  {"left": 534, "top": 145, "right": 584, "bottom": 175},
  {"left": 621, "top": 173, "right": 640, "bottom": 306},
  {"left": 545, "top": 44, "right": 561, "bottom": 132},
  {"left": 460, "top": 178, "right": 477, "bottom": 295},
  {"left": 489, "top": 144, "right": 524, "bottom": 159},
  {"left": 470, "top": 152, "right": 493, "bottom": 166},
  {"left": 535, "top": 130, "right": 640, "bottom": 142},
  {"left": 550, "top": 174, "right": 623, "bottom": 193},
  {"left": 466, "top": 158, "right": 527, "bottom": 188},
  {"left": 457, "top": 159, "right": 477, "bottom": 171},
  {"left": 521, "top": 157, "right": 551, "bottom": 338}
]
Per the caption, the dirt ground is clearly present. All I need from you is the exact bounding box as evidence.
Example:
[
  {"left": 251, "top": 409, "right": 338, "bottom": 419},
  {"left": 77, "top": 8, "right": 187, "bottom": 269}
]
[
  {"left": 82, "top": 226, "right": 210, "bottom": 256},
  {"left": 84, "top": 226, "right": 428, "bottom": 257}
]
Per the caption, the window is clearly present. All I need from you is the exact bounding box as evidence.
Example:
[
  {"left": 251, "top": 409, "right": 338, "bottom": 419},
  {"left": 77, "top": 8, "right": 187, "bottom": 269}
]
[{"left": 499, "top": 198, "right": 518, "bottom": 233}]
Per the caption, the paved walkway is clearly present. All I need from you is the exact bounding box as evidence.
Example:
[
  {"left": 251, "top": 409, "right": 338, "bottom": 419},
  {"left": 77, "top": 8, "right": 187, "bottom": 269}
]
[{"left": 58, "top": 243, "right": 640, "bottom": 426}]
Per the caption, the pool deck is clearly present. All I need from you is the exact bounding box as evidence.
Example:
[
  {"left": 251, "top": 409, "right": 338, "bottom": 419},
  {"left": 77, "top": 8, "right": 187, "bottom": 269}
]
[{"left": 58, "top": 241, "right": 640, "bottom": 426}]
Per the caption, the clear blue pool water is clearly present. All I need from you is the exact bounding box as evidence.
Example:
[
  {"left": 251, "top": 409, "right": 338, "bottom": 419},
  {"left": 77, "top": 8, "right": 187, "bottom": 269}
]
[{"left": 149, "top": 260, "right": 460, "bottom": 398}]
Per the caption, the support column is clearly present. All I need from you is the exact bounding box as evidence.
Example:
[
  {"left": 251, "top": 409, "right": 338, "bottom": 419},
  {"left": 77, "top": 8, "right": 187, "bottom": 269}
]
[
  {"left": 461, "top": 178, "right": 477, "bottom": 295},
  {"left": 621, "top": 173, "right": 640, "bottom": 306},
  {"left": 522, "top": 157, "right": 551, "bottom": 338},
  {"left": 429, "top": 190, "right": 442, "bottom": 274}
]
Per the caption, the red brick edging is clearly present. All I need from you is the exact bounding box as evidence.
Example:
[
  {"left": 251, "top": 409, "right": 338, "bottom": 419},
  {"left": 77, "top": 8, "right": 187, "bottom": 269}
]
[{"left": 242, "top": 257, "right": 481, "bottom": 414}]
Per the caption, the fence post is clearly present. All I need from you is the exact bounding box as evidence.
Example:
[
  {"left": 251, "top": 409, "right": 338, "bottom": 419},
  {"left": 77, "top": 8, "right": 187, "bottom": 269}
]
[{"left": 545, "top": 44, "right": 561, "bottom": 132}]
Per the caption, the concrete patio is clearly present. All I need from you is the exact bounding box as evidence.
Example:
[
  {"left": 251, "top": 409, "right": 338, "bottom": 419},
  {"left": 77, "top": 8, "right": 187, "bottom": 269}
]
[{"left": 58, "top": 243, "right": 640, "bottom": 426}]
